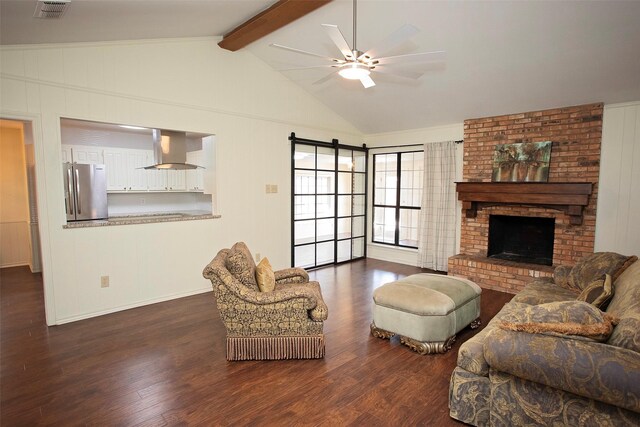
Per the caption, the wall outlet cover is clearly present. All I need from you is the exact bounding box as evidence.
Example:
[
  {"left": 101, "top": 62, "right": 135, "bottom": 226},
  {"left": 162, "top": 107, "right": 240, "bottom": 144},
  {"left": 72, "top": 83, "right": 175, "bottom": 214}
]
[{"left": 100, "top": 276, "right": 109, "bottom": 288}]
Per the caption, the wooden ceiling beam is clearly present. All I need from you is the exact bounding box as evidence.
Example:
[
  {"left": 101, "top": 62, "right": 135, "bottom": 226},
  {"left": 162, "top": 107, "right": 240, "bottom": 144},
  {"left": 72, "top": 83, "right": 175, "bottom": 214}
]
[{"left": 218, "top": 0, "right": 332, "bottom": 52}]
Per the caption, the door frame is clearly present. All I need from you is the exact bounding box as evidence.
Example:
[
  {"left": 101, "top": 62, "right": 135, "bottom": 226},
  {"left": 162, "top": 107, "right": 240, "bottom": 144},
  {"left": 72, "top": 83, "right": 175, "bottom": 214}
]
[{"left": 1, "top": 112, "right": 56, "bottom": 325}]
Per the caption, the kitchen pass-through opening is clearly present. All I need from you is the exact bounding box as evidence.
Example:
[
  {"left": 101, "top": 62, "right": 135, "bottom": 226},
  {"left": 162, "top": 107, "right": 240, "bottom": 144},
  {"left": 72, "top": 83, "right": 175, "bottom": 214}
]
[{"left": 488, "top": 215, "right": 555, "bottom": 266}]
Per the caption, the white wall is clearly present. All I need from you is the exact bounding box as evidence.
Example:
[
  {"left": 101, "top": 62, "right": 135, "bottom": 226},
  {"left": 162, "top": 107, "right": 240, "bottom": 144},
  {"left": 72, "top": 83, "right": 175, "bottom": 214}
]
[
  {"left": 0, "top": 37, "right": 361, "bottom": 324},
  {"left": 596, "top": 102, "right": 640, "bottom": 256},
  {"left": 364, "top": 124, "right": 464, "bottom": 267}
]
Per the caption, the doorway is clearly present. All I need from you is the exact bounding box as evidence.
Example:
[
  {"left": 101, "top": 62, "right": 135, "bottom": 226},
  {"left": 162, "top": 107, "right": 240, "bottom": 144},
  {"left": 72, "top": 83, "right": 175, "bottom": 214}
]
[
  {"left": 0, "top": 119, "right": 42, "bottom": 272},
  {"left": 290, "top": 133, "right": 367, "bottom": 269}
]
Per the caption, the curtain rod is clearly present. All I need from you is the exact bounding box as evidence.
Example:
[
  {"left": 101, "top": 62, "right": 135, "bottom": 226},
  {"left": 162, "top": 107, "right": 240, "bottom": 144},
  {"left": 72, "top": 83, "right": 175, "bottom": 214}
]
[{"left": 369, "top": 140, "right": 463, "bottom": 150}]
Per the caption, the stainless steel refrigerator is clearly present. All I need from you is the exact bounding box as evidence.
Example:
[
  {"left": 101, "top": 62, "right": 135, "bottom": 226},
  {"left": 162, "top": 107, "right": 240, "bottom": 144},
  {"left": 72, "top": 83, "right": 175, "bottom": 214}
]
[{"left": 63, "top": 163, "right": 108, "bottom": 221}]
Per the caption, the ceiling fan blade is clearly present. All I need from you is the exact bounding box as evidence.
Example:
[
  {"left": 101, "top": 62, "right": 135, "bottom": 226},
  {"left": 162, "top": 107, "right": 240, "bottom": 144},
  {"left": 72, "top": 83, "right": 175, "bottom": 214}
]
[
  {"left": 372, "top": 66, "right": 423, "bottom": 80},
  {"left": 313, "top": 71, "right": 339, "bottom": 85},
  {"left": 375, "top": 50, "right": 446, "bottom": 65},
  {"left": 358, "top": 24, "right": 419, "bottom": 61},
  {"left": 360, "top": 74, "right": 375, "bottom": 88},
  {"left": 270, "top": 43, "right": 344, "bottom": 63},
  {"left": 277, "top": 65, "right": 339, "bottom": 72},
  {"left": 321, "top": 24, "right": 354, "bottom": 60}
]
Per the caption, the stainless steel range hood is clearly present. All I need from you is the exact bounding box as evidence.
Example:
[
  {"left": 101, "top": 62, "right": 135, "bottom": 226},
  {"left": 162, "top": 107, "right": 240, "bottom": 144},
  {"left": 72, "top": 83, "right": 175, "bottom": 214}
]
[{"left": 143, "top": 129, "right": 201, "bottom": 170}]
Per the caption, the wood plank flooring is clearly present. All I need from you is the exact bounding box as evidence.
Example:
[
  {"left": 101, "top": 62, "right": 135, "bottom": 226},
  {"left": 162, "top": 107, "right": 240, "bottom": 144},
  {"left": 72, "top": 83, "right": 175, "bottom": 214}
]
[{"left": 1, "top": 259, "right": 513, "bottom": 426}]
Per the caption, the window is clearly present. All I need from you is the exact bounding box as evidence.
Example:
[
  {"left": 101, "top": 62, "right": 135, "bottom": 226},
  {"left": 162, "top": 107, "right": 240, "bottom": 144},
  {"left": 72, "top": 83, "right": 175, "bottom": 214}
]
[{"left": 372, "top": 151, "right": 423, "bottom": 248}]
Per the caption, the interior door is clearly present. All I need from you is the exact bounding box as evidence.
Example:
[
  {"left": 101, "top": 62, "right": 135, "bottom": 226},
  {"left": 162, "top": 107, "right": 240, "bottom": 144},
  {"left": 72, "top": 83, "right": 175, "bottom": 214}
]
[{"left": 291, "top": 134, "right": 367, "bottom": 269}]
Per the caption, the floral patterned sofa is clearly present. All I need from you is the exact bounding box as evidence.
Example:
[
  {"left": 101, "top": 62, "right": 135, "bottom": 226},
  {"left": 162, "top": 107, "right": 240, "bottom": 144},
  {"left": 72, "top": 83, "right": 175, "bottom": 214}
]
[
  {"left": 203, "top": 242, "right": 328, "bottom": 361},
  {"left": 449, "top": 252, "right": 640, "bottom": 426}
]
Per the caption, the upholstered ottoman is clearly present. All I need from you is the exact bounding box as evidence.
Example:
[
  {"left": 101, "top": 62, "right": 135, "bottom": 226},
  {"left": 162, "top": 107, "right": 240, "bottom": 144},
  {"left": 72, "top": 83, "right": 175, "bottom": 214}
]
[{"left": 371, "top": 273, "right": 482, "bottom": 354}]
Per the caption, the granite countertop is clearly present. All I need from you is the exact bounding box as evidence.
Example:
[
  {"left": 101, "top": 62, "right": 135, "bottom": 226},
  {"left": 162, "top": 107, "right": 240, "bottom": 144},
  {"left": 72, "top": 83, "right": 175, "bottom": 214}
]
[{"left": 63, "top": 211, "right": 220, "bottom": 229}]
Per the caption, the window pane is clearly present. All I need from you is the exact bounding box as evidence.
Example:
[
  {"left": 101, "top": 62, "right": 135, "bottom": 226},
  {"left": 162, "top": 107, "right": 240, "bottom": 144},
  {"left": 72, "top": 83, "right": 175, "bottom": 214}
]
[
  {"left": 353, "top": 216, "right": 364, "bottom": 237},
  {"left": 353, "top": 237, "right": 364, "bottom": 258},
  {"left": 317, "top": 218, "right": 334, "bottom": 241},
  {"left": 338, "top": 172, "right": 352, "bottom": 194},
  {"left": 317, "top": 242, "right": 334, "bottom": 265},
  {"left": 353, "top": 173, "right": 365, "bottom": 194},
  {"left": 338, "top": 149, "right": 353, "bottom": 171},
  {"left": 294, "top": 195, "right": 314, "bottom": 219},
  {"left": 295, "top": 220, "right": 315, "bottom": 245},
  {"left": 353, "top": 151, "right": 365, "bottom": 172},
  {"left": 337, "top": 239, "right": 350, "bottom": 263},
  {"left": 317, "top": 171, "right": 334, "bottom": 194},
  {"left": 294, "top": 145, "right": 315, "bottom": 169},
  {"left": 399, "top": 208, "right": 419, "bottom": 247},
  {"left": 316, "top": 195, "right": 334, "bottom": 218},
  {"left": 337, "top": 195, "right": 352, "bottom": 217},
  {"left": 337, "top": 218, "right": 351, "bottom": 239},
  {"left": 353, "top": 195, "right": 365, "bottom": 215},
  {"left": 400, "top": 152, "right": 422, "bottom": 208},
  {"left": 317, "top": 147, "right": 335, "bottom": 170},
  {"left": 373, "top": 207, "right": 396, "bottom": 244},
  {"left": 294, "top": 171, "right": 315, "bottom": 195},
  {"left": 294, "top": 244, "right": 315, "bottom": 268}
]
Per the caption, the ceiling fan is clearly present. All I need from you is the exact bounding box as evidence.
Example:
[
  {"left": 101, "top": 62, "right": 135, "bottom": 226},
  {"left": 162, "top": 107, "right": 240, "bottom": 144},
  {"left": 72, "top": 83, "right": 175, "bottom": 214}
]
[{"left": 270, "top": 0, "right": 445, "bottom": 89}]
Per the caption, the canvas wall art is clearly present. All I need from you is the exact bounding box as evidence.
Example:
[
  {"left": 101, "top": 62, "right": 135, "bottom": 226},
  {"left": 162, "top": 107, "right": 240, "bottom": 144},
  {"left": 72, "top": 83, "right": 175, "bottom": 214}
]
[{"left": 491, "top": 141, "right": 552, "bottom": 182}]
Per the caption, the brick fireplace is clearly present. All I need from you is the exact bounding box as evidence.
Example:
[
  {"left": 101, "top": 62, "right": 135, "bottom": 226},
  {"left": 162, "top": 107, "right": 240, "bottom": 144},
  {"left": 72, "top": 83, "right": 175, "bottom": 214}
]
[{"left": 448, "top": 103, "right": 603, "bottom": 293}]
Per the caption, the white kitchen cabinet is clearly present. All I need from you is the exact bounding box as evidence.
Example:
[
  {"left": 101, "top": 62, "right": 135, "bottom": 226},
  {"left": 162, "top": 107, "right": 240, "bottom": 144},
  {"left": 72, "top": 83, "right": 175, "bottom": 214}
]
[
  {"left": 146, "top": 169, "right": 167, "bottom": 191},
  {"left": 103, "top": 149, "right": 128, "bottom": 191},
  {"left": 186, "top": 150, "right": 204, "bottom": 191},
  {"left": 167, "top": 169, "right": 186, "bottom": 191},
  {"left": 126, "top": 151, "right": 148, "bottom": 191}
]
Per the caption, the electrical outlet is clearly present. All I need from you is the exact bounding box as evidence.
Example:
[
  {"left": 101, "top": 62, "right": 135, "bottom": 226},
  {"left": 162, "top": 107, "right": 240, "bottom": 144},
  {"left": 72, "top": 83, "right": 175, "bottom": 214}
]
[
  {"left": 100, "top": 276, "right": 109, "bottom": 288},
  {"left": 139, "top": 197, "right": 146, "bottom": 205},
  {"left": 255, "top": 253, "right": 260, "bottom": 262}
]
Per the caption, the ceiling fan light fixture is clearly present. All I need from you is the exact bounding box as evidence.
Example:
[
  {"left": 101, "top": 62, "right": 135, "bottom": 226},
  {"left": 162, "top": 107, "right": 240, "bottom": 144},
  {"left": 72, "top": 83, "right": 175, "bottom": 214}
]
[{"left": 338, "top": 63, "right": 370, "bottom": 80}]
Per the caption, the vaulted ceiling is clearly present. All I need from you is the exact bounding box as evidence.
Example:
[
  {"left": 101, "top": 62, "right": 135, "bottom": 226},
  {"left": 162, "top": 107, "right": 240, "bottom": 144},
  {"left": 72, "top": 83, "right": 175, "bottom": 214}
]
[{"left": 2, "top": 0, "right": 639, "bottom": 134}]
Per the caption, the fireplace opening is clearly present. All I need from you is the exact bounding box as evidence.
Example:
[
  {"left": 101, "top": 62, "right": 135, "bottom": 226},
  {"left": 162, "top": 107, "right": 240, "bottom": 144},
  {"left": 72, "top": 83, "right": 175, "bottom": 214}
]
[{"left": 488, "top": 215, "right": 555, "bottom": 266}]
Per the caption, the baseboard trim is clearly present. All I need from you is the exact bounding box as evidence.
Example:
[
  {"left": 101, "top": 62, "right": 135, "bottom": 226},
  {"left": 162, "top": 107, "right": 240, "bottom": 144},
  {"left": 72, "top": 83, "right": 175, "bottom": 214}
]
[{"left": 55, "top": 286, "right": 212, "bottom": 325}]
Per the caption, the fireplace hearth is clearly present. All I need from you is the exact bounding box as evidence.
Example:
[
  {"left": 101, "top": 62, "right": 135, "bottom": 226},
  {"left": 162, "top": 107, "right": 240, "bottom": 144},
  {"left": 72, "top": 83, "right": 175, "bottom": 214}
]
[{"left": 488, "top": 215, "right": 555, "bottom": 266}]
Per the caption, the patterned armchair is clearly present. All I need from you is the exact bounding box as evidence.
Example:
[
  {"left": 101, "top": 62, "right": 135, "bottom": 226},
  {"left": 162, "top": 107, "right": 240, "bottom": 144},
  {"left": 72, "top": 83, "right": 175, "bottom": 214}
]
[{"left": 202, "top": 242, "right": 328, "bottom": 361}]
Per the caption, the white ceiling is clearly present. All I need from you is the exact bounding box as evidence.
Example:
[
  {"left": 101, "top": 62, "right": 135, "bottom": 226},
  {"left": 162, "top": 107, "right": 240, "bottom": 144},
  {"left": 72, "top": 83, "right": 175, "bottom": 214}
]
[{"left": 2, "top": 1, "right": 640, "bottom": 134}]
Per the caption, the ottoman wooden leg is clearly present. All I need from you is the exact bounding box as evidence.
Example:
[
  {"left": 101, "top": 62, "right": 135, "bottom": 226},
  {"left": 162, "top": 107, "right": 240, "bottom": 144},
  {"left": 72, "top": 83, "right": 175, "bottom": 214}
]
[
  {"left": 400, "top": 335, "right": 456, "bottom": 355},
  {"left": 370, "top": 323, "right": 395, "bottom": 339},
  {"left": 470, "top": 317, "right": 481, "bottom": 329}
]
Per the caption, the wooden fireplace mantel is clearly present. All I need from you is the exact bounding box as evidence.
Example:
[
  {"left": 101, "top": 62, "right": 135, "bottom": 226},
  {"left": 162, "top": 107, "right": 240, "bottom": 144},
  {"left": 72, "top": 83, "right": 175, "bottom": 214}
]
[{"left": 456, "top": 182, "right": 593, "bottom": 225}]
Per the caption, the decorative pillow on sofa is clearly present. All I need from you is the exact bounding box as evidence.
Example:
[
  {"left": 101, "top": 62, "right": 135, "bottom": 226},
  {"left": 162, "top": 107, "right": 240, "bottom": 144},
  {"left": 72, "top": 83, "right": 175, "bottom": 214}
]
[
  {"left": 576, "top": 274, "right": 613, "bottom": 309},
  {"left": 225, "top": 242, "right": 259, "bottom": 290},
  {"left": 499, "top": 300, "right": 619, "bottom": 342},
  {"left": 567, "top": 252, "right": 638, "bottom": 292},
  {"left": 255, "top": 257, "right": 276, "bottom": 293}
]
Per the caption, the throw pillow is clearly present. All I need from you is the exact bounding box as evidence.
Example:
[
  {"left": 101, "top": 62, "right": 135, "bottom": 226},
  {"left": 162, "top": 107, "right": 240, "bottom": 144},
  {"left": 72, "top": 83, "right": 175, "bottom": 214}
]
[
  {"left": 576, "top": 274, "right": 613, "bottom": 309},
  {"left": 499, "top": 300, "right": 619, "bottom": 342},
  {"left": 568, "top": 252, "right": 638, "bottom": 291},
  {"left": 255, "top": 257, "right": 276, "bottom": 293}
]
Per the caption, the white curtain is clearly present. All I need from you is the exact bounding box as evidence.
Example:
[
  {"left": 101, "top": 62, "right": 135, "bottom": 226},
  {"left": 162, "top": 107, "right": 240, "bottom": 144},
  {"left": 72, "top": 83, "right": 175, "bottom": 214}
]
[{"left": 417, "top": 141, "right": 458, "bottom": 271}]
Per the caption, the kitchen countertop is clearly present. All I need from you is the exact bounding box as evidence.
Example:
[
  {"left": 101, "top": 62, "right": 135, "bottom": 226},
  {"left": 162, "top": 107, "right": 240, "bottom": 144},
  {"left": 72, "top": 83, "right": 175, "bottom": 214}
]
[{"left": 63, "top": 211, "right": 220, "bottom": 229}]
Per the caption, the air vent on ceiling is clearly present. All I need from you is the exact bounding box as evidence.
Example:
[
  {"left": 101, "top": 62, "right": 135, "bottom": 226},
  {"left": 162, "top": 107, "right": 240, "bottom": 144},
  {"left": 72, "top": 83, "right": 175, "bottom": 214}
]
[{"left": 33, "top": 0, "right": 70, "bottom": 19}]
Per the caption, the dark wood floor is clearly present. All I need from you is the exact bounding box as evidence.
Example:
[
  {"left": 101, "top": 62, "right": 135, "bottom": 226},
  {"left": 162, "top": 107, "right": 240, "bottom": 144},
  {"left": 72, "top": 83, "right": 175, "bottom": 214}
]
[{"left": 1, "top": 259, "right": 513, "bottom": 426}]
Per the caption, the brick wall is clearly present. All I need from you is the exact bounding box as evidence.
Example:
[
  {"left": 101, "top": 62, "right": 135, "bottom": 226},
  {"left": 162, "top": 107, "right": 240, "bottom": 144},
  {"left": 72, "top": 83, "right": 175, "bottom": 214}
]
[{"left": 449, "top": 103, "right": 603, "bottom": 293}]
